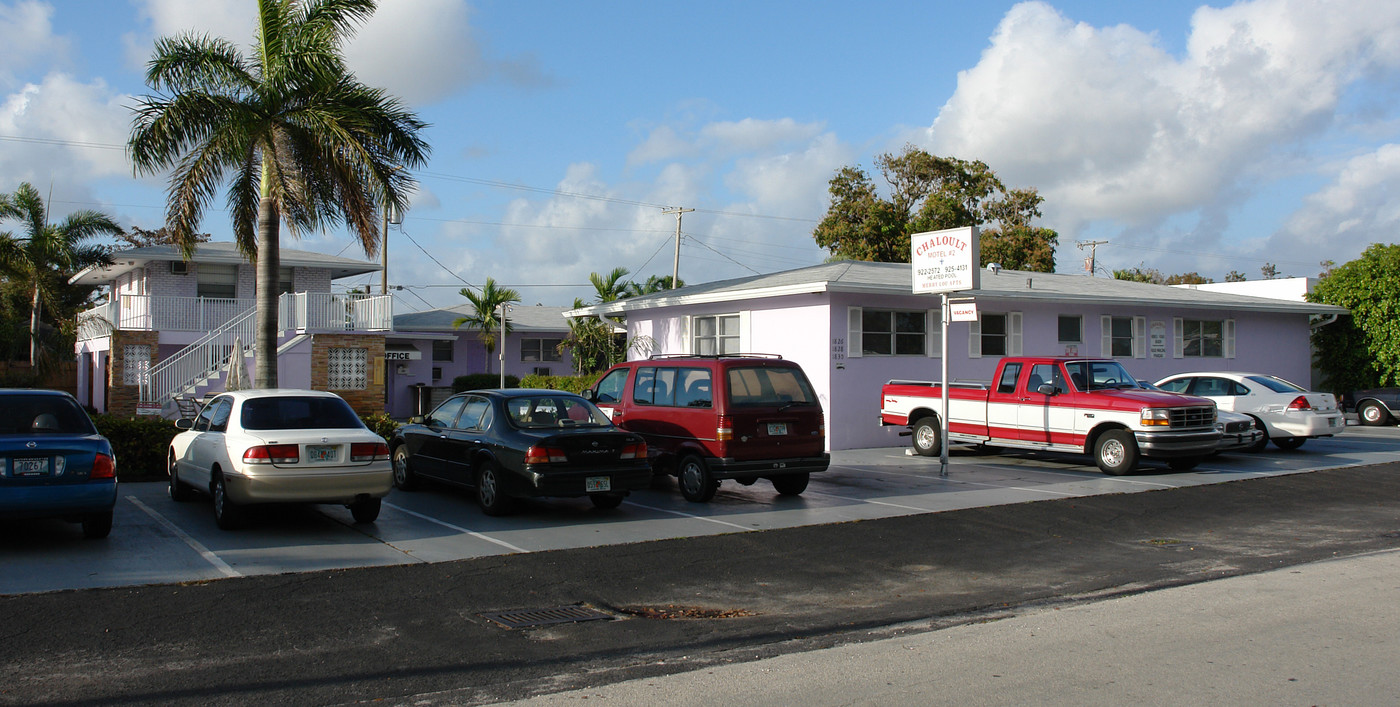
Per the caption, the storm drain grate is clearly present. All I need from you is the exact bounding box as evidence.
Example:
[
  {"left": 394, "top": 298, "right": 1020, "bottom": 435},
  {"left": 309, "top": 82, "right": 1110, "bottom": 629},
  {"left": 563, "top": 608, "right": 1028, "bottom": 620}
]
[{"left": 479, "top": 605, "right": 615, "bottom": 629}]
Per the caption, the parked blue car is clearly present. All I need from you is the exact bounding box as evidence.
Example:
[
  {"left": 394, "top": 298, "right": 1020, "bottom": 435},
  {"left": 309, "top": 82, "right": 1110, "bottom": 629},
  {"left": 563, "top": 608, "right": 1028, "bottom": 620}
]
[{"left": 0, "top": 389, "right": 117, "bottom": 538}]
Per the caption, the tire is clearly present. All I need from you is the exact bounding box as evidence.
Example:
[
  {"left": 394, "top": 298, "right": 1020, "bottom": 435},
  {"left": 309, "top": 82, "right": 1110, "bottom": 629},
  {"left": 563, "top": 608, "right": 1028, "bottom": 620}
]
[
  {"left": 771, "top": 473, "right": 809, "bottom": 496},
  {"left": 1273, "top": 436, "right": 1306, "bottom": 450},
  {"left": 212, "top": 472, "right": 243, "bottom": 530},
  {"left": 168, "top": 450, "right": 195, "bottom": 502},
  {"left": 391, "top": 445, "right": 418, "bottom": 491},
  {"left": 678, "top": 454, "right": 718, "bottom": 503},
  {"left": 1359, "top": 401, "right": 1392, "bottom": 426},
  {"left": 912, "top": 416, "right": 941, "bottom": 457},
  {"left": 590, "top": 493, "right": 625, "bottom": 510},
  {"left": 476, "top": 462, "right": 514, "bottom": 516},
  {"left": 1248, "top": 417, "right": 1270, "bottom": 452},
  {"left": 81, "top": 511, "right": 112, "bottom": 539},
  {"left": 350, "top": 496, "right": 381, "bottom": 523},
  {"left": 1094, "top": 429, "right": 1139, "bottom": 476},
  {"left": 1168, "top": 457, "right": 1201, "bottom": 471}
]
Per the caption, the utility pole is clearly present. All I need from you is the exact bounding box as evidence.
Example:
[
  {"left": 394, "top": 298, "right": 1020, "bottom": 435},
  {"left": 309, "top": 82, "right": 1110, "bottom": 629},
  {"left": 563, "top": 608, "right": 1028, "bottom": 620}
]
[
  {"left": 1076, "top": 239, "right": 1109, "bottom": 276},
  {"left": 662, "top": 206, "right": 693, "bottom": 289}
]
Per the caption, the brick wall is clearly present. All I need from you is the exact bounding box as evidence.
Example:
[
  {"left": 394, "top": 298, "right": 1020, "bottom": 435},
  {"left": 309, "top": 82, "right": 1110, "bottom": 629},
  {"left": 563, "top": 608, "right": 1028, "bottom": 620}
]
[
  {"left": 107, "top": 330, "right": 159, "bottom": 417},
  {"left": 310, "top": 332, "right": 385, "bottom": 416}
]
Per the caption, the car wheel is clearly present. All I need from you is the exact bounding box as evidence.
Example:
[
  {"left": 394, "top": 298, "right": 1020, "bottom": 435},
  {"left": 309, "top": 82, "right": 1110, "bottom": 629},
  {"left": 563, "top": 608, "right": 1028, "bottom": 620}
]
[
  {"left": 1094, "top": 429, "right": 1139, "bottom": 476},
  {"left": 678, "top": 454, "right": 718, "bottom": 503},
  {"left": 81, "top": 511, "right": 113, "bottom": 539},
  {"left": 212, "top": 472, "right": 243, "bottom": 530},
  {"left": 1273, "top": 436, "right": 1306, "bottom": 450},
  {"left": 771, "top": 473, "right": 810, "bottom": 496},
  {"left": 476, "top": 462, "right": 514, "bottom": 516},
  {"left": 1248, "top": 417, "right": 1270, "bottom": 452},
  {"left": 1167, "top": 457, "right": 1202, "bottom": 471},
  {"left": 1359, "top": 401, "right": 1392, "bottom": 426},
  {"left": 912, "top": 416, "right": 941, "bottom": 457},
  {"left": 590, "top": 493, "right": 625, "bottom": 510},
  {"left": 349, "top": 496, "right": 381, "bottom": 523},
  {"left": 168, "top": 450, "right": 195, "bottom": 502},
  {"left": 391, "top": 445, "right": 418, "bottom": 491}
]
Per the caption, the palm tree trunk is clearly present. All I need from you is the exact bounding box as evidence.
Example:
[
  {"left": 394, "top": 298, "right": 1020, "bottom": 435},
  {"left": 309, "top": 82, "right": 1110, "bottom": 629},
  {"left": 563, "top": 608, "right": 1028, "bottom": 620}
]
[
  {"left": 255, "top": 196, "right": 280, "bottom": 388},
  {"left": 29, "top": 285, "right": 42, "bottom": 367}
]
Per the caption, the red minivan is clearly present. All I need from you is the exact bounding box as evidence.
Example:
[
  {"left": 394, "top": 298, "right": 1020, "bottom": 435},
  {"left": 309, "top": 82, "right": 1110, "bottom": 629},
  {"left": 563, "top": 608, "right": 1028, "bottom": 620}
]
[{"left": 585, "top": 354, "right": 829, "bottom": 502}]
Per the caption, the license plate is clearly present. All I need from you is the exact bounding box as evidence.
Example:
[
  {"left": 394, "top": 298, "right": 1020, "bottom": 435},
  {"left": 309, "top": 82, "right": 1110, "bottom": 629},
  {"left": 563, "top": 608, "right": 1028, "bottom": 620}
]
[
  {"left": 14, "top": 457, "right": 48, "bottom": 476},
  {"left": 1328, "top": 417, "right": 1339, "bottom": 427},
  {"left": 767, "top": 422, "right": 788, "bottom": 436},
  {"left": 586, "top": 476, "right": 611, "bottom": 492},
  {"left": 308, "top": 445, "right": 338, "bottom": 463}
]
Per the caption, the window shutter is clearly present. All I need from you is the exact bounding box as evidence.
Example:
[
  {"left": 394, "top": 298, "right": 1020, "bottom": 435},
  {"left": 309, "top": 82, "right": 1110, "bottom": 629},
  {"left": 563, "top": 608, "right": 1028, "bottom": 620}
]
[
  {"left": 1224, "top": 319, "right": 1235, "bottom": 359},
  {"left": 739, "top": 310, "right": 751, "bottom": 353},
  {"left": 1100, "top": 315, "right": 1112, "bottom": 357},
  {"left": 846, "top": 307, "right": 862, "bottom": 359},
  {"left": 968, "top": 317, "right": 982, "bottom": 358},
  {"left": 1133, "top": 316, "right": 1147, "bottom": 359},
  {"left": 927, "top": 308, "right": 942, "bottom": 358},
  {"left": 681, "top": 315, "right": 692, "bottom": 354},
  {"left": 1008, "top": 312, "right": 1023, "bottom": 356},
  {"left": 1173, "top": 317, "right": 1184, "bottom": 358}
]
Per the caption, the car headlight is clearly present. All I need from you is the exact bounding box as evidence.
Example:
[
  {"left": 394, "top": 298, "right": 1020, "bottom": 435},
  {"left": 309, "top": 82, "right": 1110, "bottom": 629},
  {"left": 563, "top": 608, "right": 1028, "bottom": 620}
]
[{"left": 1141, "top": 408, "right": 1172, "bottom": 426}]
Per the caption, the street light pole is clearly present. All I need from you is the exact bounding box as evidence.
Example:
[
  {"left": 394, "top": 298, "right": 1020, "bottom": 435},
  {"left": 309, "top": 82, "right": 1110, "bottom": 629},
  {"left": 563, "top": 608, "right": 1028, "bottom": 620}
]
[
  {"left": 498, "top": 303, "right": 510, "bottom": 388},
  {"left": 380, "top": 167, "right": 405, "bottom": 295}
]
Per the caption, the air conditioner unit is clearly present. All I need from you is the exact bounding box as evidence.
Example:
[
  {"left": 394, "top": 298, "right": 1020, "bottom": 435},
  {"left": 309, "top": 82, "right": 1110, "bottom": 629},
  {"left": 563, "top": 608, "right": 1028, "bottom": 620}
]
[{"left": 170, "top": 261, "right": 189, "bottom": 275}]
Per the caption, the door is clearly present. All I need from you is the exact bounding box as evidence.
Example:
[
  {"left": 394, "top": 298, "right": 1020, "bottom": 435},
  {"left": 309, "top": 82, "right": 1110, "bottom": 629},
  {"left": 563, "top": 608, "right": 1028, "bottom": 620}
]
[
  {"left": 443, "top": 395, "right": 491, "bottom": 484},
  {"left": 187, "top": 397, "right": 233, "bottom": 489},
  {"left": 986, "top": 362, "right": 1023, "bottom": 439},
  {"left": 411, "top": 395, "right": 467, "bottom": 479},
  {"left": 1016, "top": 363, "right": 1064, "bottom": 443},
  {"left": 590, "top": 367, "right": 630, "bottom": 425}
]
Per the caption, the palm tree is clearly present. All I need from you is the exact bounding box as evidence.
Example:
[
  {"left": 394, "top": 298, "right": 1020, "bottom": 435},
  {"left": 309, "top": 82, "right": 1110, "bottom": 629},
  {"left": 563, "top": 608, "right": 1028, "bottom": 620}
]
[
  {"left": 589, "top": 266, "right": 631, "bottom": 303},
  {"left": 452, "top": 278, "right": 521, "bottom": 373},
  {"left": 0, "top": 183, "right": 119, "bottom": 366},
  {"left": 624, "top": 274, "right": 683, "bottom": 297},
  {"left": 129, "top": 0, "right": 429, "bottom": 388}
]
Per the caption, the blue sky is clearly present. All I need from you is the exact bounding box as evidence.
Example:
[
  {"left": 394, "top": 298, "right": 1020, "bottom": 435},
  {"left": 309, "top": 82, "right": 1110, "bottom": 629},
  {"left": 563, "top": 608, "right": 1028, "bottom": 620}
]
[{"left": 2, "top": 0, "right": 1398, "bottom": 312}]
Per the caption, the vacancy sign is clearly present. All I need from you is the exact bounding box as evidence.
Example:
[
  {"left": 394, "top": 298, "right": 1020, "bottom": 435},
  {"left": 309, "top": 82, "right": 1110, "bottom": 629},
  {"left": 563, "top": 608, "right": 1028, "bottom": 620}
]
[
  {"left": 949, "top": 301, "right": 979, "bottom": 322},
  {"left": 912, "top": 226, "right": 980, "bottom": 294}
]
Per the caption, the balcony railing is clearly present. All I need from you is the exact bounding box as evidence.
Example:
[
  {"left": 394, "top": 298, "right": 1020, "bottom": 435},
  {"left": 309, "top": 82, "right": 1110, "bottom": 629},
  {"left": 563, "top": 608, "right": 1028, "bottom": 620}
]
[{"left": 77, "top": 293, "right": 392, "bottom": 340}]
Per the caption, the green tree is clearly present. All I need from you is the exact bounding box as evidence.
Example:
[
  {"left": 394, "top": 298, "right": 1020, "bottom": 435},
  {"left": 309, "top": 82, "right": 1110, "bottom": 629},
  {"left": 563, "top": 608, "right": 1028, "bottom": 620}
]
[
  {"left": 1224, "top": 270, "right": 1248, "bottom": 282},
  {"left": 1308, "top": 244, "right": 1400, "bottom": 393},
  {"left": 1113, "top": 266, "right": 1164, "bottom": 284},
  {"left": 452, "top": 277, "right": 521, "bottom": 373},
  {"left": 129, "top": 0, "right": 429, "bottom": 388},
  {"left": 812, "top": 145, "right": 1058, "bottom": 271},
  {"left": 589, "top": 266, "right": 631, "bottom": 304},
  {"left": 0, "top": 183, "right": 120, "bottom": 366},
  {"left": 1261, "top": 263, "right": 1279, "bottom": 280},
  {"left": 624, "top": 274, "right": 683, "bottom": 297},
  {"left": 115, "top": 225, "right": 211, "bottom": 249},
  {"left": 1164, "top": 272, "right": 1212, "bottom": 285}
]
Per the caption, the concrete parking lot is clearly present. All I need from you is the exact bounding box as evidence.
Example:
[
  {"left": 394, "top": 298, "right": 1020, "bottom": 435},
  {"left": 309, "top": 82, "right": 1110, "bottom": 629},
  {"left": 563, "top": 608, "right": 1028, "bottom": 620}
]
[{"left": 5, "top": 423, "right": 1399, "bottom": 596}]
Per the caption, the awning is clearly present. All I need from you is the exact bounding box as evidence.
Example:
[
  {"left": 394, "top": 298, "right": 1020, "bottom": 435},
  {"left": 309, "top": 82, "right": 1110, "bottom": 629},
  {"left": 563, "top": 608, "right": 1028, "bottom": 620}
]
[{"left": 384, "top": 343, "right": 423, "bottom": 361}]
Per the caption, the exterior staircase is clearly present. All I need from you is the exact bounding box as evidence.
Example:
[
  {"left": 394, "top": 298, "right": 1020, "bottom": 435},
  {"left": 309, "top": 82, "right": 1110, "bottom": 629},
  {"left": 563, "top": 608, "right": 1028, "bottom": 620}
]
[{"left": 141, "top": 306, "right": 257, "bottom": 416}]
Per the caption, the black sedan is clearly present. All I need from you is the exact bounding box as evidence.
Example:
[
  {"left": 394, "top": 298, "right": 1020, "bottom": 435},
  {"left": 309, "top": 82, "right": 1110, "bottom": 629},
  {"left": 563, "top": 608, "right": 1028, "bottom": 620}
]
[
  {"left": 389, "top": 389, "right": 651, "bottom": 515},
  {"left": 1342, "top": 388, "right": 1400, "bottom": 426}
]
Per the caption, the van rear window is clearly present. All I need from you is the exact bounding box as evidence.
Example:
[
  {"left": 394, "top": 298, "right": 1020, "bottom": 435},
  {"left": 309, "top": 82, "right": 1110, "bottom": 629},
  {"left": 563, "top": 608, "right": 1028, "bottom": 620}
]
[{"left": 726, "top": 367, "right": 816, "bottom": 407}]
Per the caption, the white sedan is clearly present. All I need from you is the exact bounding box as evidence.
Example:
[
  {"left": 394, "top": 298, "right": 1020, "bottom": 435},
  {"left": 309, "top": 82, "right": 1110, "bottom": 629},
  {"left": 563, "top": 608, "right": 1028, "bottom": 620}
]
[
  {"left": 1154, "top": 372, "right": 1344, "bottom": 451},
  {"left": 168, "top": 389, "right": 392, "bottom": 529}
]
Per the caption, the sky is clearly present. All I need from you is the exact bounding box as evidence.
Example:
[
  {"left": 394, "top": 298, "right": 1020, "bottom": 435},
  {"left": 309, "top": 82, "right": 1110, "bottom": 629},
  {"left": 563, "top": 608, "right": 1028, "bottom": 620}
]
[{"left": 2, "top": 0, "right": 1399, "bottom": 314}]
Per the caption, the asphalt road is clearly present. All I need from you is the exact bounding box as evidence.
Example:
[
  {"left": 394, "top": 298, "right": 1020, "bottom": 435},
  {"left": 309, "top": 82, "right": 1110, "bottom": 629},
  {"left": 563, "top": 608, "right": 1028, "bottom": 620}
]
[{"left": 3, "top": 458, "right": 1400, "bottom": 706}]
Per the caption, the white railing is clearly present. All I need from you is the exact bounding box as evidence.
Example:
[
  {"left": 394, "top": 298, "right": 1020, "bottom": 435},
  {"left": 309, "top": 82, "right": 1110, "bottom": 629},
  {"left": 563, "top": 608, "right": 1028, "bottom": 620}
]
[
  {"left": 76, "top": 301, "right": 117, "bottom": 341},
  {"left": 279, "top": 293, "right": 393, "bottom": 331},
  {"left": 140, "top": 306, "right": 258, "bottom": 406},
  {"left": 76, "top": 296, "right": 252, "bottom": 339}
]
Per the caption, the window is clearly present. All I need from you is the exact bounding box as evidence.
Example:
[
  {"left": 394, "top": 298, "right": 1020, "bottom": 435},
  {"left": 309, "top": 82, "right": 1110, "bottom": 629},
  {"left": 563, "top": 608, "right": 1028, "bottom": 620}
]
[
  {"left": 632, "top": 367, "right": 677, "bottom": 406},
  {"left": 240, "top": 396, "right": 362, "bottom": 430},
  {"left": 196, "top": 263, "right": 238, "bottom": 299},
  {"left": 674, "top": 368, "right": 712, "bottom": 408},
  {"left": 327, "top": 347, "right": 367, "bottom": 389},
  {"left": 521, "top": 338, "right": 562, "bottom": 362},
  {"left": 427, "top": 396, "right": 466, "bottom": 427},
  {"left": 432, "top": 367, "right": 443, "bottom": 381},
  {"left": 456, "top": 396, "right": 490, "bottom": 430},
  {"left": 1027, "top": 363, "right": 1065, "bottom": 394},
  {"left": 1058, "top": 315, "right": 1082, "bottom": 344},
  {"left": 996, "top": 363, "right": 1022, "bottom": 394},
  {"left": 432, "top": 340, "right": 454, "bottom": 362},
  {"left": 693, "top": 314, "right": 741, "bottom": 355},
  {"left": 726, "top": 366, "right": 817, "bottom": 407},
  {"left": 981, "top": 314, "right": 1008, "bottom": 357},
  {"left": 860, "top": 309, "right": 926, "bottom": 356},
  {"left": 1100, "top": 316, "right": 1147, "bottom": 358},
  {"left": 1108, "top": 317, "right": 1133, "bottom": 357},
  {"left": 1182, "top": 319, "right": 1224, "bottom": 358},
  {"left": 968, "top": 312, "right": 1021, "bottom": 358},
  {"left": 592, "top": 368, "right": 629, "bottom": 403},
  {"left": 122, "top": 344, "right": 151, "bottom": 386}
]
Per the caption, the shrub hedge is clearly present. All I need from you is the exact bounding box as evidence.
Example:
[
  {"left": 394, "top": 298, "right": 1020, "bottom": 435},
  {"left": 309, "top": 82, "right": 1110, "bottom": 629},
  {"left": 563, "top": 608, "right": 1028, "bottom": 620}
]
[
  {"left": 518, "top": 373, "right": 595, "bottom": 394},
  {"left": 92, "top": 414, "right": 179, "bottom": 482}
]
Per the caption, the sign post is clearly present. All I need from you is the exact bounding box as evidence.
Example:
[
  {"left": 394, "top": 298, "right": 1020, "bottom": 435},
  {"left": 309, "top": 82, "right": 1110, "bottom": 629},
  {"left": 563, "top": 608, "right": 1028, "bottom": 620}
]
[{"left": 911, "top": 226, "right": 980, "bottom": 477}]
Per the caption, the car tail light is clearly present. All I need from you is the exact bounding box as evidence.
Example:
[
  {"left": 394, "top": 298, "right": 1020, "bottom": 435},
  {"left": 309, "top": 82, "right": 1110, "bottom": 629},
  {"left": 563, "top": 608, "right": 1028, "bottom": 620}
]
[
  {"left": 620, "top": 441, "right": 647, "bottom": 459},
  {"left": 1287, "top": 396, "right": 1312, "bottom": 411},
  {"left": 351, "top": 442, "right": 390, "bottom": 462},
  {"left": 717, "top": 414, "right": 733, "bottom": 441},
  {"left": 243, "top": 444, "right": 300, "bottom": 464},
  {"left": 525, "top": 445, "right": 568, "bottom": 464},
  {"left": 91, "top": 453, "right": 115, "bottom": 479}
]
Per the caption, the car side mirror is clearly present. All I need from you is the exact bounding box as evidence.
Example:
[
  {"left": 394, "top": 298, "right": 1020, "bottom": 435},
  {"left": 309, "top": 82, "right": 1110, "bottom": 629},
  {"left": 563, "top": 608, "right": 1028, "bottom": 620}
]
[
  {"left": 408, "top": 415, "right": 425, "bottom": 425},
  {"left": 1037, "top": 383, "right": 1057, "bottom": 396},
  {"left": 175, "top": 417, "right": 194, "bottom": 430},
  {"left": 581, "top": 388, "right": 597, "bottom": 402}
]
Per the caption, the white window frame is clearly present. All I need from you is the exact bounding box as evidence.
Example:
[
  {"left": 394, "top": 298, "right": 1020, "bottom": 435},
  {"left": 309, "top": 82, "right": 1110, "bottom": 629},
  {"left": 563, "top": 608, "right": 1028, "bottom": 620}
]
[
  {"left": 691, "top": 313, "right": 743, "bottom": 355},
  {"left": 520, "top": 337, "right": 562, "bottom": 362},
  {"left": 844, "top": 307, "right": 940, "bottom": 357},
  {"left": 969, "top": 312, "right": 1022, "bottom": 358},
  {"left": 1173, "top": 317, "right": 1235, "bottom": 359},
  {"left": 1100, "top": 315, "right": 1148, "bottom": 358}
]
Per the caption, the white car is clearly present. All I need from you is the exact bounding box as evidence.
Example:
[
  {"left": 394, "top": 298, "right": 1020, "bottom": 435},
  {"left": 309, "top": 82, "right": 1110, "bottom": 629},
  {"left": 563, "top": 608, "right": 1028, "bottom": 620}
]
[
  {"left": 1154, "top": 372, "right": 1344, "bottom": 451},
  {"left": 168, "top": 389, "right": 392, "bottom": 529}
]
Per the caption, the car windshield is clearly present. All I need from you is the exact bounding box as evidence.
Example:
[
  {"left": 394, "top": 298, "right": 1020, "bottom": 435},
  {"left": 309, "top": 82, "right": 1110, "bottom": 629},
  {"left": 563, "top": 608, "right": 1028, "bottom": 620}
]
[
  {"left": 726, "top": 366, "right": 818, "bottom": 407},
  {"left": 0, "top": 395, "right": 96, "bottom": 435},
  {"left": 505, "top": 395, "right": 611, "bottom": 429},
  {"left": 240, "top": 396, "right": 365, "bottom": 430},
  {"left": 1064, "top": 361, "right": 1140, "bottom": 391},
  {"left": 1246, "top": 375, "right": 1306, "bottom": 394}
]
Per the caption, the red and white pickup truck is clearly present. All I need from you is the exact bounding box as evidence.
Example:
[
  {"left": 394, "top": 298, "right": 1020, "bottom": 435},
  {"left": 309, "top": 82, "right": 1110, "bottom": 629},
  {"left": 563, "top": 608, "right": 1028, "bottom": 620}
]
[{"left": 880, "top": 357, "right": 1221, "bottom": 475}]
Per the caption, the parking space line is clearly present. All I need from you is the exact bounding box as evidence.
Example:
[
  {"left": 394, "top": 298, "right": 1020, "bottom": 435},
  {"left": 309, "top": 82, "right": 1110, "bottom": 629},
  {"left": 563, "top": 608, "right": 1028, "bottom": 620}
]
[
  {"left": 127, "top": 496, "right": 241, "bottom": 578},
  {"left": 382, "top": 502, "right": 528, "bottom": 553},
  {"left": 801, "top": 490, "right": 943, "bottom": 512},
  {"left": 621, "top": 501, "right": 754, "bottom": 530}
]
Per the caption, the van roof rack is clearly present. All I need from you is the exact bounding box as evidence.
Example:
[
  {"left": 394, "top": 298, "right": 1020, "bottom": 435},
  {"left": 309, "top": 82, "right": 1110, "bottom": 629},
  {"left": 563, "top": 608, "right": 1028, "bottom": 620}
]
[{"left": 647, "top": 353, "right": 783, "bottom": 360}]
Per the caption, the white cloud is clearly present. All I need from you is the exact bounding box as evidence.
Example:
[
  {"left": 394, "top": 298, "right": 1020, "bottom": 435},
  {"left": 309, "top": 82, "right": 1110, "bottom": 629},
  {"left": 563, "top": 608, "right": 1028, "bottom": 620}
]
[
  {"left": 0, "top": 73, "right": 132, "bottom": 189},
  {"left": 922, "top": 0, "right": 1400, "bottom": 239},
  {"left": 630, "top": 118, "right": 828, "bottom": 167},
  {"left": 1269, "top": 144, "right": 1400, "bottom": 262},
  {"left": 0, "top": 1, "right": 69, "bottom": 87}
]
